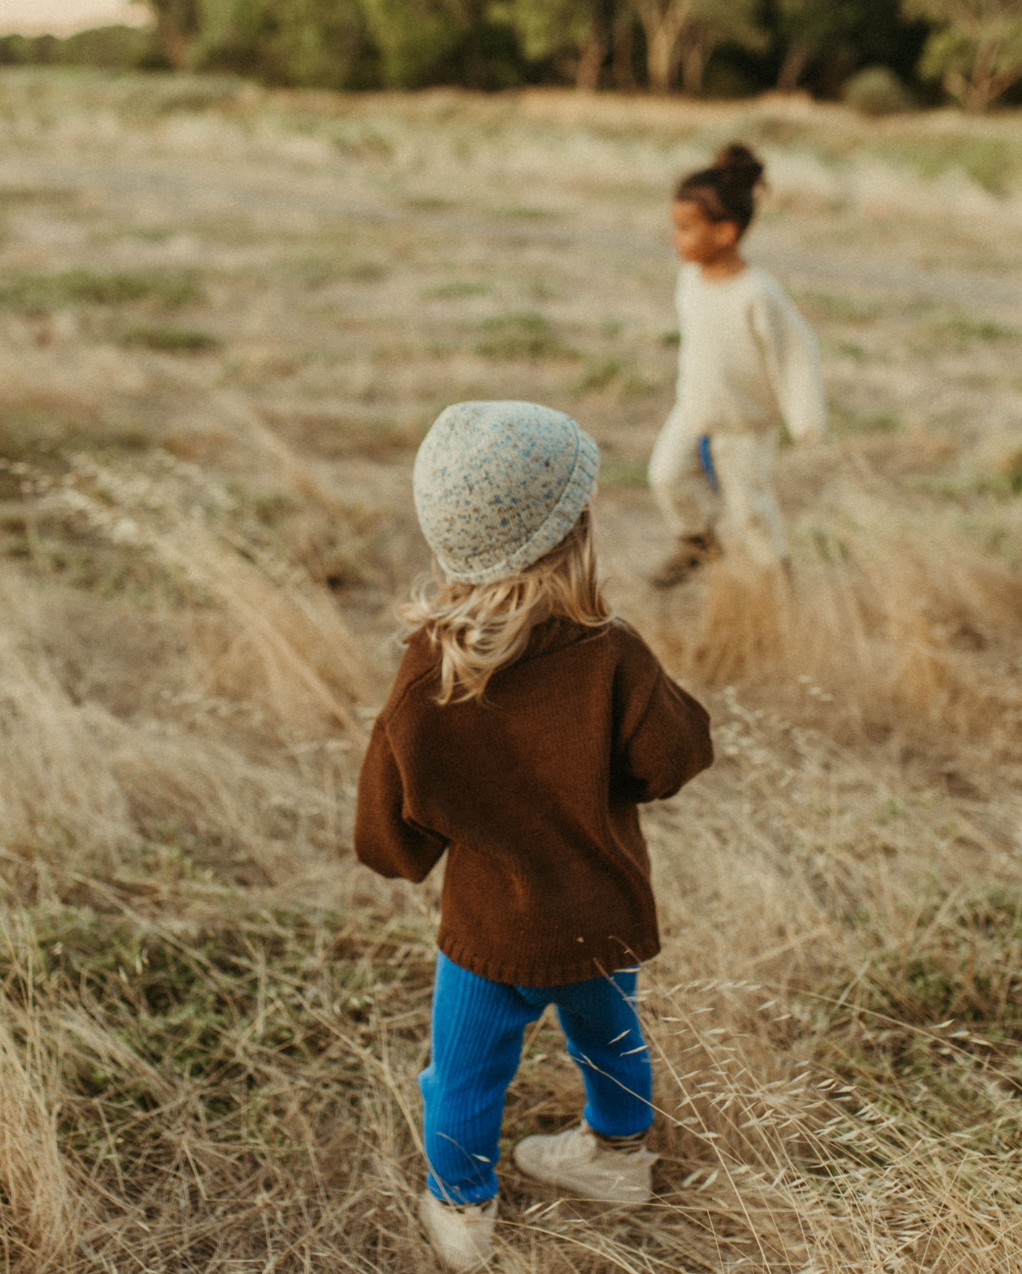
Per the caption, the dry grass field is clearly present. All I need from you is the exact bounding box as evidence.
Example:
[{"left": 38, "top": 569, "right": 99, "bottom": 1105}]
[{"left": 2, "top": 68, "right": 1022, "bottom": 1273}]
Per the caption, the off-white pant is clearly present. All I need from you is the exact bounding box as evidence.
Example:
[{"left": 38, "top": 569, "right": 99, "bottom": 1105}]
[{"left": 648, "top": 408, "right": 788, "bottom": 567}]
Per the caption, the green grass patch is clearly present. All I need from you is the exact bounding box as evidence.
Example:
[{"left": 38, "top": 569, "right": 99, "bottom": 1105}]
[
  {"left": 836, "top": 887, "right": 1022, "bottom": 1034},
  {"left": 0, "top": 185, "right": 77, "bottom": 206},
  {"left": 121, "top": 326, "right": 221, "bottom": 354},
  {"left": 575, "top": 358, "right": 655, "bottom": 396},
  {"left": 340, "top": 261, "right": 388, "bottom": 283},
  {"left": 526, "top": 279, "right": 561, "bottom": 302},
  {"left": 929, "top": 317, "right": 1022, "bottom": 346},
  {"left": 598, "top": 459, "right": 648, "bottom": 487},
  {"left": 0, "top": 501, "right": 185, "bottom": 606},
  {"left": 0, "top": 268, "right": 203, "bottom": 312},
  {"left": 833, "top": 339, "right": 866, "bottom": 360},
  {"left": 829, "top": 400, "right": 898, "bottom": 435},
  {"left": 878, "top": 135, "right": 1022, "bottom": 197},
  {"left": 0, "top": 406, "right": 149, "bottom": 463},
  {"left": 492, "top": 205, "right": 561, "bottom": 220},
  {"left": 285, "top": 252, "right": 388, "bottom": 288},
  {"left": 402, "top": 194, "right": 458, "bottom": 211},
  {"left": 474, "top": 311, "right": 576, "bottom": 361},
  {"left": 797, "top": 292, "right": 884, "bottom": 325},
  {"left": 578, "top": 357, "right": 623, "bottom": 392},
  {"left": 422, "top": 280, "right": 492, "bottom": 299},
  {"left": 0, "top": 895, "right": 434, "bottom": 1152},
  {"left": 798, "top": 887, "right": 1022, "bottom": 1147}
]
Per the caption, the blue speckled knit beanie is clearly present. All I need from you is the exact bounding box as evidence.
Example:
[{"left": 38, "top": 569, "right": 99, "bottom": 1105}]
[{"left": 413, "top": 400, "right": 600, "bottom": 584}]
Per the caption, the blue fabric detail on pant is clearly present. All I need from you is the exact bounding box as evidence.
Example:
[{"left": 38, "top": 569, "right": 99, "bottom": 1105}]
[
  {"left": 419, "top": 952, "right": 654, "bottom": 1205},
  {"left": 698, "top": 433, "right": 719, "bottom": 491}
]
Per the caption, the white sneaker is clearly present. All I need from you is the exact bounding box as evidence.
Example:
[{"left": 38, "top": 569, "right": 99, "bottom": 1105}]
[
  {"left": 513, "top": 1122, "right": 657, "bottom": 1204},
  {"left": 419, "top": 1190, "right": 497, "bottom": 1270}
]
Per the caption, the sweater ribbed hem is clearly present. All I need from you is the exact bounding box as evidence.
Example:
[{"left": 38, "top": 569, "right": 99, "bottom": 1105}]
[{"left": 438, "top": 934, "right": 660, "bottom": 987}]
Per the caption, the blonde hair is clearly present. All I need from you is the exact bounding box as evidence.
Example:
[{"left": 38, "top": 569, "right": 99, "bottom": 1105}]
[{"left": 403, "top": 508, "right": 611, "bottom": 704}]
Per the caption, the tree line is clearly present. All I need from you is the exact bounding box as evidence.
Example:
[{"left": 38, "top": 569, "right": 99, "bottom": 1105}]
[{"left": 2, "top": 0, "right": 1021, "bottom": 111}]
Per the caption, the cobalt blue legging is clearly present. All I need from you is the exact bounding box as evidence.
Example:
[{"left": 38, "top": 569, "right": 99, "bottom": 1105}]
[{"left": 419, "top": 952, "right": 654, "bottom": 1204}]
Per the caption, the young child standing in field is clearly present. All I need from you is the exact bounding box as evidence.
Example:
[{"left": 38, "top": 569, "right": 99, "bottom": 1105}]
[
  {"left": 649, "top": 143, "right": 827, "bottom": 587},
  {"left": 355, "top": 401, "right": 713, "bottom": 1270}
]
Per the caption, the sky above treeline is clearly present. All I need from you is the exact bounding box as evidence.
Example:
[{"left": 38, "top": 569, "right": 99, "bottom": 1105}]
[{"left": 0, "top": 0, "right": 149, "bottom": 37}]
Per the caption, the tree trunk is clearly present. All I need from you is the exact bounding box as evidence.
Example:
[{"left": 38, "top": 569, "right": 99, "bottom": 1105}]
[
  {"left": 150, "top": 0, "right": 200, "bottom": 71},
  {"left": 966, "top": 31, "right": 994, "bottom": 111},
  {"left": 576, "top": 34, "right": 608, "bottom": 90},
  {"left": 776, "top": 40, "right": 811, "bottom": 92},
  {"left": 962, "top": 31, "right": 1018, "bottom": 112},
  {"left": 646, "top": 24, "right": 675, "bottom": 91},
  {"left": 679, "top": 35, "right": 707, "bottom": 95},
  {"left": 157, "top": 19, "right": 191, "bottom": 69},
  {"left": 633, "top": 0, "right": 691, "bottom": 94},
  {"left": 612, "top": 13, "right": 635, "bottom": 88},
  {"left": 458, "top": 0, "right": 488, "bottom": 89}
]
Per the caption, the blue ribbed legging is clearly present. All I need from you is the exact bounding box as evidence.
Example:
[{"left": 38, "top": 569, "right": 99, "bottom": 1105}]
[{"left": 419, "top": 952, "right": 654, "bottom": 1204}]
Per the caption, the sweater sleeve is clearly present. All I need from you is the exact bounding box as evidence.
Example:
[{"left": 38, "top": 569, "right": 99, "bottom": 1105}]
[
  {"left": 613, "top": 632, "right": 713, "bottom": 803},
  {"left": 752, "top": 281, "right": 827, "bottom": 443},
  {"left": 354, "top": 718, "right": 448, "bottom": 883}
]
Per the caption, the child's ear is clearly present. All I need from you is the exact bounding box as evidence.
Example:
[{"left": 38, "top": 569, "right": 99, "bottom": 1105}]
[{"left": 713, "top": 220, "right": 740, "bottom": 250}]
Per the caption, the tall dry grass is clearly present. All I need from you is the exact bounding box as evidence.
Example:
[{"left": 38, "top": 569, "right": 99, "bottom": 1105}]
[
  {"left": 2, "top": 441, "right": 1020, "bottom": 1271},
  {"left": 0, "top": 73, "right": 1020, "bottom": 1273},
  {"left": 0, "top": 433, "right": 376, "bottom": 903},
  {"left": 657, "top": 468, "right": 1022, "bottom": 753}
]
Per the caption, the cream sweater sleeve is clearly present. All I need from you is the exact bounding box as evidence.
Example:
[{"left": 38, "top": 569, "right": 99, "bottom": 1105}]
[{"left": 751, "top": 278, "right": 827, "bottom": 442}]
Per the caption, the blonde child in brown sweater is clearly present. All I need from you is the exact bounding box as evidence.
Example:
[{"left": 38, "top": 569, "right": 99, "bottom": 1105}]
[{"left": 355, "top": 400, "right": 712, "bottom": 1270}]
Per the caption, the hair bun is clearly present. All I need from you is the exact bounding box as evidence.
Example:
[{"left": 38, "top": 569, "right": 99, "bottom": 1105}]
[{"left": 713, "top": 142, "right": 764, "bottom": 187}]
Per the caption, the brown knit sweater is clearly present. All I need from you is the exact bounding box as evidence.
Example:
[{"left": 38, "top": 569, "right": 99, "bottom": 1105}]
[{"left": 354, "top": 617, "right": 713, "bottom": 985}]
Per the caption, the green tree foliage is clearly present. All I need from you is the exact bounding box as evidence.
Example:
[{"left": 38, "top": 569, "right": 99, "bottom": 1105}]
[
  {"left": 629, "top": 0, "right": 759, "bottom": 93},
  {"left": 775, "top": 0, "right": 862, "bottom": 90},
  {"left": 0, "top": 34, "right": 58, "bottom": 65},
  {"left": 0, "top": 26, "right": 165, "bottom": 70},
  {"left": 189, "top": 0, "right": 374, "bottom": 88},
  {"left": 681, "top": 0, "right": 762, "bottom": 93},
  {"left": 7, "top": 0, "right": 997, "bottom": 104},
  {"left": 904, "top": 0, "right": 1022, "bottom": 110},
  {"left": 358, "top": 0, "right": 470, "bottom": 86},
  {"left": 59, "top": 24, "right": 164, "bottom": 68},
  {"left": 490, "top": 0, "right": 610, "bottom": 87}
]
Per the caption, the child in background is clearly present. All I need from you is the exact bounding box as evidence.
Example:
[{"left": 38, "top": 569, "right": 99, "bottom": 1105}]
[
  {"left": 648, "top": 143, "right": 827, "bottom": 588},
  {"left": 355, "top": 401, "right": 713, "bottom": 1271}
]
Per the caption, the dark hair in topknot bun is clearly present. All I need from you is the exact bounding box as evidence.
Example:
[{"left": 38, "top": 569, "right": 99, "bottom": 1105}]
[{"left": 674, "top": 142, "right": 765, "bottom": 236}]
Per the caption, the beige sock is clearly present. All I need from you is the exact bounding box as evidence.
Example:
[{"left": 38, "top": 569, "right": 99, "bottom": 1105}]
[{"left": 591, "top": 1127, "right": 649, "bottom": 1152}]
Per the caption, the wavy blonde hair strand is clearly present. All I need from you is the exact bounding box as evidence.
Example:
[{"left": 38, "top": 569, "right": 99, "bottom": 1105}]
[{"left": 402, "top": 509, "right": 611, "bottom": 704}]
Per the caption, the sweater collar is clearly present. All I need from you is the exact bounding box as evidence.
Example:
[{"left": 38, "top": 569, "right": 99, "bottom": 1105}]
[{"left": 520, "top": 615, "right": 609, "bottom": 664}]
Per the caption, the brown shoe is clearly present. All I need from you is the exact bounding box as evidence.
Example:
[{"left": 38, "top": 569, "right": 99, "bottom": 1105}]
[{"left": 650, "top": 532, "right": 720, "bottom": 589}]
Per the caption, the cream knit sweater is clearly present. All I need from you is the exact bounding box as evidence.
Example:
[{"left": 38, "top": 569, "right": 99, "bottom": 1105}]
[{"left": 673, "top": 262, "right": 826, "bottom": 440}]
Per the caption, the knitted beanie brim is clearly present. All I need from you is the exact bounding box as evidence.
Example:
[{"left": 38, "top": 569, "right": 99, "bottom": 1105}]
[{"left": 413, "top": 401, "right": 600, "bottom": 584}]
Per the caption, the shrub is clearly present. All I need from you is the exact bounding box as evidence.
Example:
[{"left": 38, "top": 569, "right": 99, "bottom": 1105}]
[{"left": 843, "top": 65, "right": 913, "bottom": 116}]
